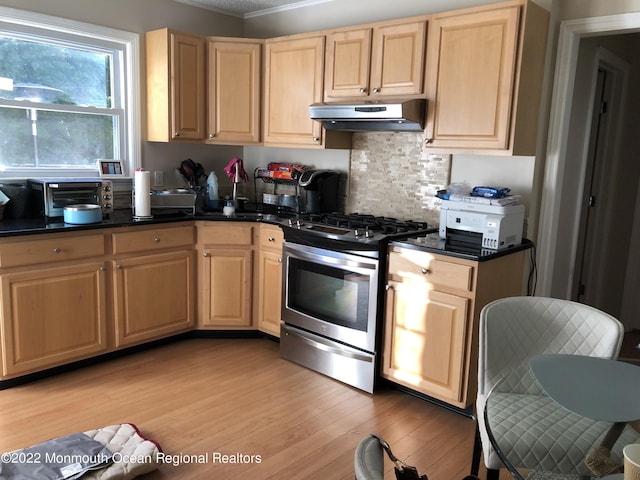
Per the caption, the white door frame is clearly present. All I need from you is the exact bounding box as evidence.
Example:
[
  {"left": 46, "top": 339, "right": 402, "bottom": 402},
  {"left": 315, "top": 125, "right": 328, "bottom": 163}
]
[{"left": 536, "top": 12, "right": 640, "bottom": 296}]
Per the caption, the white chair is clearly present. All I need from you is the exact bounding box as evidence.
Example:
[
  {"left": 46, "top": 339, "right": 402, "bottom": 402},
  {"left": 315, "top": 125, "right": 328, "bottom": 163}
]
[{"left": 470, "top": 296, "right": 639, "bottom": 479}]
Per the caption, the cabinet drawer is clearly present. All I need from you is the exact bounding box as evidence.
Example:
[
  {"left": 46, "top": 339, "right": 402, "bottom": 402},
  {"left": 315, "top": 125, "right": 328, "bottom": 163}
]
[
  {"left": 389, "top": 250, "right": 474, "bottom": 292},
  {"left": 259, "top": 225, "right": 284, "bottom": 250},
  {"left": 112, "top": 225, "right": 194, "bottom": 254},
  {"left": 0, "top": 234, "right": 105, "bottom": 268},
  {"left": 199, "top": 224, "right": 254, "bottom": 246}
]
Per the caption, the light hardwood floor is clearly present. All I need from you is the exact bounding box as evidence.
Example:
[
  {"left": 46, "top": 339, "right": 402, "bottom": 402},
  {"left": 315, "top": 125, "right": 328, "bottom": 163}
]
[{"left": 0, "top": 338, "right": 485, "bottom": 479}]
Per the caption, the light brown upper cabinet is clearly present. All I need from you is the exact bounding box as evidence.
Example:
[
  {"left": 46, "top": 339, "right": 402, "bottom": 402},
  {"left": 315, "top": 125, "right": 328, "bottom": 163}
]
[
  {"left": 324, "top": 19, "right": 427, "bottom": 100},
  {"left": 206, "top": 38, "right": 262, "bottom": 145},
  {"left": 424, "top": 0, "right": 549, "bottom": 155},
  {"left": 146, "top": 28, "right": 206, "bottom": 142},
  {"left": 264, "top": 34, "right": 351, "bottom": 149}
]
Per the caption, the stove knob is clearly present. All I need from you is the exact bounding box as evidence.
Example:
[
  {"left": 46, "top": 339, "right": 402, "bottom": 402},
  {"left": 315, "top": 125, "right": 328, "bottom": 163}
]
[
  {"left": 354, "top": 228, "right": 362, "bottom": 237},
  {"left": 364, "top": 227, "right": 374, "bottom": 238}
]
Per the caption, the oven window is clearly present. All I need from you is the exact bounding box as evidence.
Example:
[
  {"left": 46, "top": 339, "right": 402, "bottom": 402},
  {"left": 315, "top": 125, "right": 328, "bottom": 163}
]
[
  {"left": 288, "top": 257, "right": 370, "bottom": 331},
  {"left": 50, "top": 188, "right": 99, "bottom": 208}
]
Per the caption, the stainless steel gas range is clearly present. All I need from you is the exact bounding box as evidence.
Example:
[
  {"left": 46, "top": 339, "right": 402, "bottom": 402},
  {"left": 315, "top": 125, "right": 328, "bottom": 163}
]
[{"left": 279, "top": 213, "right": 436, "bottom": 392}]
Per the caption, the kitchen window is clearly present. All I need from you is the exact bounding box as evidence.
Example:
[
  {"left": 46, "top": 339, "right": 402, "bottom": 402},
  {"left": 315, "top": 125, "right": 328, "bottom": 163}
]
[{"left": 0, "top": 7, "right": 140, "bottom": 178}]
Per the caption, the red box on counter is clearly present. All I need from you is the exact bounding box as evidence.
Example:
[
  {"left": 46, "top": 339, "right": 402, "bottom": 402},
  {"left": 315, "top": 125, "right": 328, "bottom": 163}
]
[{"left": 266, "top": 162, "right": 305, "bottom": 179}]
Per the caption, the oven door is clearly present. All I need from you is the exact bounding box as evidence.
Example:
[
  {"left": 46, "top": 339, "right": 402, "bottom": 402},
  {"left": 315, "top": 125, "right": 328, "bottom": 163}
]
[
  {"left": 282, "top": 241, "right": 379, "bottom": 353},
  {"left": 46, "top": 183, "right": 103, "bottom": 216}
]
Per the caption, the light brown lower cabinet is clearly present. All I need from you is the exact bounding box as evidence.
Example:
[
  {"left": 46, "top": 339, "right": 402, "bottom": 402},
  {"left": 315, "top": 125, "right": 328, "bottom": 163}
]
[
  {"left": 0, "top": 231, "right": 109, "bottom": 378},
  {"left": 197, "top": 222, "right": 255, "bottom": 329},
  {"left": 0, "top": 262, "right": 108, "bottom": 376},
  {"left": 256, "top": 224, "right": 284, "bottom": 337},
  {"left": 0, "top": 224, "right": 196, "bottom": 380},
  {"left": 382, "top": 246, "right": 527, "bottom": 409},
  {"left": 111, "top": 224, "right": 197, "bottom": 347},
  {"left": 113, "top": 250, "right": 196, "bottom": 347}
]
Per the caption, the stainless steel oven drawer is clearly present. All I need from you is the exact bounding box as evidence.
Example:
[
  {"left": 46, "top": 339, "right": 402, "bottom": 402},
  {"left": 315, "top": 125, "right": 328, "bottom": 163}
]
[{"left": 280, "top": 323, "right": 376, "bottom": 393}]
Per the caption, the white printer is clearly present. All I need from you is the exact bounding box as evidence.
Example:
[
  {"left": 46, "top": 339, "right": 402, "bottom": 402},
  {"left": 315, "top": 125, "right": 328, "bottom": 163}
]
[{"left": 439, "top": 198, "right": 525, "bottom": 250}]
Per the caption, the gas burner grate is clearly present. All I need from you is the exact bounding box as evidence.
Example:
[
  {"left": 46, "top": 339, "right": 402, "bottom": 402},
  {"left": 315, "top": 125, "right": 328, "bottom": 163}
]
[{"left": 294, "top": 213, "right": 429, "bottom": 234}]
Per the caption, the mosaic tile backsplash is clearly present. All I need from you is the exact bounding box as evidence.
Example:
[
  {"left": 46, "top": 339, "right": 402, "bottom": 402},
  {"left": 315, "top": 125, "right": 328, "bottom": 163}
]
[{"left": 346, "top": 132, "right": 450, "bottom": 226}]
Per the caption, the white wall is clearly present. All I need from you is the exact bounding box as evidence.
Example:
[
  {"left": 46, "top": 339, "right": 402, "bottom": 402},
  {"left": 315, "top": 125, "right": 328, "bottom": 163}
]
[{"left": 243, "top": 0, "right": 551, "bottom": 38}]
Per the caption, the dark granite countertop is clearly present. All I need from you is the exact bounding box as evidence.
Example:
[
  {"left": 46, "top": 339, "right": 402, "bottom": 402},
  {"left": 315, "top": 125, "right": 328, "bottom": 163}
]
[
  {"left": 390, "top": 232, "right": 534, "bottom": 261},
  {"left": 0, "top": 210, "right": 287, "bottom": 238}
]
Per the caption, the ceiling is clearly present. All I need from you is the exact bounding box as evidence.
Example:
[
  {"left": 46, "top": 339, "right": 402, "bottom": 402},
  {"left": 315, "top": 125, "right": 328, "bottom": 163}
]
[{"left": 173, "top": 0, "right": 334, "bottom": 18}]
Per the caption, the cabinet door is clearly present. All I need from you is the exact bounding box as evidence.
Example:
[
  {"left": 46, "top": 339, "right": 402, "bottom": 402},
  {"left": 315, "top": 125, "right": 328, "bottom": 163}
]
[
  {"left": 0, "top": 263, "right": 108, "bottom": 376},
  {"left": 382, "top": 280, "right": 468, "bottom": 403},
  {"left": 370, "top": 21, "right": 426, "bottom": 97},
  {"left": 324, "top": 28, "right": 372, "bottom": 98},
  {"left": 201, "top": 248, "right": 253, "bottom": 328},
  {"left": 172, "top": 32, "right": 206, "bottom": 140},
  {"left": 264, "top": 36, "right": 325, "bottom": 147},
  {"left": 113, "top": 250, "right": 195, "bottom": 347},
  {"left": 207, "top": 39, "right": 262, "bottom": 144},
  {"left": 257, "top": 249, "right": 283, "bottom": 337},
  {"left": 146, "top": 29, "right": 206, "bottom": 141},
  {"left": 424, "top": 6, "right": 520, "bottom": 150}
]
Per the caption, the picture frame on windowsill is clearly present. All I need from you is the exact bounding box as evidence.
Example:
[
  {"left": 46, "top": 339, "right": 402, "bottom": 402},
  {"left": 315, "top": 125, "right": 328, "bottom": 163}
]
[{"left": 97, "top": 159, "right": 126, "bottom": 178}]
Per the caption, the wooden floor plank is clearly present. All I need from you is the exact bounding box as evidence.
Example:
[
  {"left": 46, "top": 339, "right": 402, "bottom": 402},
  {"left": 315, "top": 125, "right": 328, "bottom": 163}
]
[{"left": 0, "top": 338, "right": 483, "bottom": 479}]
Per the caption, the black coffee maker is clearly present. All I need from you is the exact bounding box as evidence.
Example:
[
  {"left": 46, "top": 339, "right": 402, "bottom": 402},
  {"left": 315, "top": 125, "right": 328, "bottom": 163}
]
[{"left": 298, "top": 169, "right": 340, "bottom": 213}]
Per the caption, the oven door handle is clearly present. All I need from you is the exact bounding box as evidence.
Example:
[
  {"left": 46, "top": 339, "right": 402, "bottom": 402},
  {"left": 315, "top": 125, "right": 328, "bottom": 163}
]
[
  {"left": 286, "top": 247, "right": 377, "bottom": 272},
  {"left": 290, "top": 328, "right": 374, "bottom": 363}
]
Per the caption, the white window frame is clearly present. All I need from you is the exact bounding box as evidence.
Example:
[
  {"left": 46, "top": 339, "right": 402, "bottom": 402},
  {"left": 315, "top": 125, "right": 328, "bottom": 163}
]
[{"left": 0, "top": 6, "right": 140, "bottom": 179}]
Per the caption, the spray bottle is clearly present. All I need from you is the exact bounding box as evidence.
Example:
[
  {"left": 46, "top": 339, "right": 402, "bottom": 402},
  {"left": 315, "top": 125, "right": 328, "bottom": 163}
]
[{"left": 206, "top": 171, "right": 219, "bottom": 209}]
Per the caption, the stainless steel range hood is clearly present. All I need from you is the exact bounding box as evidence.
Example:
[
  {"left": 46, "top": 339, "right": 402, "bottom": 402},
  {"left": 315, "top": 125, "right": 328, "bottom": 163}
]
[{"left": 309, "top": 99, "right": 426, "bottom": 132}]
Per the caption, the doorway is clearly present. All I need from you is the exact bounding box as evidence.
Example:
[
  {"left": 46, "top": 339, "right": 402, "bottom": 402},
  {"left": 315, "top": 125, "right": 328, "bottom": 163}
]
[
  {"left": 537, "top": 16, "right": 640, "bottom": 331},
  {"left": 573, "top": 52, "right": 630, "bottom": 318}
]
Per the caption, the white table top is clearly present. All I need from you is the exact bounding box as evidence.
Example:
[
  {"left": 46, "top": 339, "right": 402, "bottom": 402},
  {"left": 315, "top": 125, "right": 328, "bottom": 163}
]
[{"left": 530, "top": 354, "right": 640, "bottom": 422}]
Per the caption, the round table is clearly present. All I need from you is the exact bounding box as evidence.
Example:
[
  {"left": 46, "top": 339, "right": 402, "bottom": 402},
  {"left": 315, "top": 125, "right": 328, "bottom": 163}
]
[{"left": 484, "top": 356, "right": 640, "bottom": 480}]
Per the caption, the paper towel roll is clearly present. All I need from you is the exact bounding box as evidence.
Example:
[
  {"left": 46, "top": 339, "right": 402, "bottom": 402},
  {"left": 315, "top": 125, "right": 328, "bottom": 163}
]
[{"left": 134, "top": 170, "right": 151, "bottom": 217}]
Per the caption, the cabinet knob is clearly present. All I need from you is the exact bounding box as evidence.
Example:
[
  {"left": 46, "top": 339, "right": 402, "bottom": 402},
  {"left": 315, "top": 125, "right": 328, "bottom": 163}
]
[
  {"left": 209, "top": 133, "right": 215, "bottom": 138},
  {"left": 203, "top": 252, "right": 210, "bottom": 257},
  {"left": 99, "top": 264, "right": 105, "bottom": 272},
  {"left": 372, "top": 87, "right": 380, "bottom": 94},
  {"left": 312, "top": 137, "right": 320, "bottom": 143},
  {"left": 154, "top": 237, "right": 160, "bottom": 243},
  {"left": 424, "top": 138, "right": 433, "bottom": 145},
  {"left": 52, "top": 247, "right": 61, "bottom": 253},
  {"left": 278, "top": 258, "right": 282, "bottom": 263},
  {"left": 174, "top": 132, "right": 181, "bottom": 137},
  {"left": 421, "top": 268, "right": 431, "bottom": 275},
  {"left": 268, "top": 236, "right": 275, "bottom": 242},
  {"left": 359, "top": 87, "right": 367, "bottom": 94},
  {"left": 116, "top": 264, "right": 123, "bottom": 270}
]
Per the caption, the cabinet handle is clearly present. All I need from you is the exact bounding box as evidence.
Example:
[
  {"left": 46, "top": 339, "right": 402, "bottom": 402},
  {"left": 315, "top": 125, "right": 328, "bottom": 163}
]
[
  {"left": 154, "top": 237, "right": 160, "bottom": 243},
  {"left": 359, "top": 87, "right": 367, "bottom": 94},
  {"left": 116, "top": 264, "right": 123, "bottom": 270},
  {"left": 421, "top": 268, "right": 431, "bottom": 275},
  {"left": 372, "top": 87, "right": 380, "bottom": 94},
  {"left": 203, "top": 252, "right": 210, "bottom": 257},
  {"left": 52, "top": 247, "right": 61, "bottom": 253}
]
